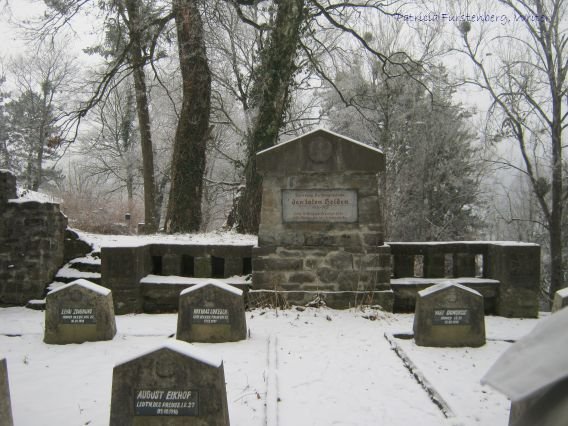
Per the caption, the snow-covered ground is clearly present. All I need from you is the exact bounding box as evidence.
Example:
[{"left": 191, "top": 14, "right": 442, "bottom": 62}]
[{"left": 0, "top": 306, "right": 542, "bottom": 426}]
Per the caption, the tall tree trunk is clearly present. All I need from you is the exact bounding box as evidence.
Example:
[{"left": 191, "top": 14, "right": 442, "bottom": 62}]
[
  {"left": 165, "top": 0, "right": 211, "bottom": 233},
  {"left": 228, "top": 0, "right": 305, "bottom": 234},
  {"left": 549, "top": 89, "right": 563, "bottom": 300},
  {"left": 124, "top": 0, "right": 158, "bottom": 232}
]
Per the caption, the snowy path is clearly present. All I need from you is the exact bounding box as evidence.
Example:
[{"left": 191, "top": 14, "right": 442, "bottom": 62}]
[{"left": 0, "top": 307, "right": 541, "bottom": 425}]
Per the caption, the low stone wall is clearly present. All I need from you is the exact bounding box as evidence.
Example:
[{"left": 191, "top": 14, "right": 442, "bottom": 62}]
[
  {"left": 0, "top": 170, "right": 67, "bottom": 305},
  {"left": 102, "top": 244, "right": 253, "bottom": 314},
  {"left": 389, "top": 242, "right": 541, "bottom": 318}
]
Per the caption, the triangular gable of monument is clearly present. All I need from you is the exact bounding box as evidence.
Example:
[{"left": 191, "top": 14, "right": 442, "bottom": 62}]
[{"left": 257, "top": 128, "right": 385, "bottom": 175}]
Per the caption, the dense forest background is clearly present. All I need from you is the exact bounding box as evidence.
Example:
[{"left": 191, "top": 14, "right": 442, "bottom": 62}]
[{"left": 0, "top": 0, "right": 566, "bottom": 301}]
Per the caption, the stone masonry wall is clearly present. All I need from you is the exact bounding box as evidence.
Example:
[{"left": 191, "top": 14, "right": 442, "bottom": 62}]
[{"left": 0, "top": 170, "right": 67, "bottom": 305}]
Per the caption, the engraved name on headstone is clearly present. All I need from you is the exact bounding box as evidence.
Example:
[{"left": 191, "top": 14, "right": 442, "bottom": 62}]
[
  {"left": 134, "top": 389, "right": 199, "bottom": 416},
  {"left": 191, "top": 308, "right": 230, "bottom": 325},
  {"left": 60, "top": 307, "right": 97, "bottom": 324},
  {"left": 432, "top": 308, "right": 471, "bottom": 325}
]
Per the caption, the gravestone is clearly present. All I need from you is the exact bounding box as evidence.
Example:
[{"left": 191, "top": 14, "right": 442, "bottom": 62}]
[
  {"left": 252, "top": 128, "right": 392, "bottom": 309},
  {"left": 482, "top": 307, "right": 568, "bottom": 426},
  {"left": 413, "top": 282, "right": 485, "bottom": 347},
  {"left": 44, "top": 278, "right": 117, "bottom": 344},
  {"left": 551, "top": 287, "right": 568, "bottom": 313},
  {"left": 0, "top": 358, "right": 14, "bottom": 426},
  {"left": 109, "top": 340, "right": 230, "bottom": 426},
  {"left": 177, "top": 281, "right": 246, "bottom": 343}
]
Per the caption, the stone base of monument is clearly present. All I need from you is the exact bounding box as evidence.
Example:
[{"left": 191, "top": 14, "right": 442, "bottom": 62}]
[
  {"left": 0, "top": 358, "right": 14, "bottom": 426},
  {"left": 247, "top": 289, "right": 394, "bottom": 310},
  {"left": 552, "top": 287, "right": 568, "bottom": 312},
  {"left": 44, "top": 279, "right": 117, "bottom": 345}
]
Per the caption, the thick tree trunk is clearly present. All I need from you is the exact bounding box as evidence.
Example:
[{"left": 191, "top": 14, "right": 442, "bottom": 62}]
[
  {"left": 165, "top": 0, "right": 211, "bottom": 233},
  {"left": 548, "top": 94, "right": 563, "bottom": 301},
  {"left": 228, "top": 0, "right": 305, "bottom": 234},
  {"left": 125, "top": 0, "right": 158, "bottom": 232}
]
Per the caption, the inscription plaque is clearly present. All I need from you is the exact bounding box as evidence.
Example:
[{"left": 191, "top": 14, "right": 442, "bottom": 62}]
[
  {"left": 135, "top": 389, "right": 199, "bottom": 416},
  {"left": 191, "top": 308, "right": 230, "bottom": 325},
  {"left": 282, "top": 189, "right": 357, "bottom": 223},
  {"left": 60, "top": 307, "right": 96, "bottom": 324},
  {"left": 432, "top": 308, "right": 470, "bottom": 325}
]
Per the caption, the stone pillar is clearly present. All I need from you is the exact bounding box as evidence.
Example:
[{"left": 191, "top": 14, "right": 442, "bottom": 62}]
[
  {"left": 194, "top": 256, "right": 212, "bottom": 278},
  {"left": 487, "top": 244, "right": 540, "bottom": 318},
  {"left": 223, "top": 257, "right": 243, "bottom": 278},
  {"left": 552, "top": 287, "right": 568, "bottom": 313},
  {"left": 162, "top": 253, "right": 181, "bottom": 276},
  {"left": 0, "top": 170, "right": 17, "bottom": 203},
  {"left": 424, "top": 248, "right": 445, "bottom": 278},
  {"left": 453, "top": 253, "right": 476, "bottom": 277},
  {"left": 101, "top": 246, "right": 151, "bottom": 314}
]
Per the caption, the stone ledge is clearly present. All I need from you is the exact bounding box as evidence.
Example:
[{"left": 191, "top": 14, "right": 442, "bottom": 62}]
[
  {"left": 390, "top": 277, "right": 500, "bottom": 314},
  {"left": 247, "top": 289, "right": 394, "bottom": 311}
]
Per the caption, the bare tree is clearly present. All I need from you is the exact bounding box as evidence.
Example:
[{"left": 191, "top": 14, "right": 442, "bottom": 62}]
[
  {"left": 4, "top": 41, "right": 76, "bottom": 190},
  {"left": 457, "top": 0, "right": 567, "bottom": 302},
  {"left": 80, "top": 77, "right": 141, "bottom": 208}
]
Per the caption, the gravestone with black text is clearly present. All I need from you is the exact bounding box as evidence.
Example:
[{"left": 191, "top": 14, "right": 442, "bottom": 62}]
[
  {"left": 413, "top": 282, "right": 485, "bottom": 347},
  {"left": 44, "top": 279, "right": 117, "bottom": 344},
  {"left": 552, "top": 287, "right": 568, "bottom": 313},
  {"left": 252, "top": 128, "right": 393, "bottom": 309},
  {"left": 109, "top": 340, "right": 230, "bottom": 426},
  {"left": 0, "top": 358, "right": 14, "bottom": 426},
  {"left": 177, "top": 281, "right": 246, "bottom": 343}
]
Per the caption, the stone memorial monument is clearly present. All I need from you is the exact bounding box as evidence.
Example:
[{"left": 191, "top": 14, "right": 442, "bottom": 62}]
[
  {"left": 177, "top": 281, "right": 247, "bottom": 343},
  {"left": 0, "top": 358, "right": 14, "bottom": 426},
  {"left": 109, "top": 339, "right": 230, "bottom": 426},
  {"left": 551, "top": 287, "right": 568, "bottom": 312},
  {"left": 44, "top": 278, "right": 117, "bottom": 344},
  {"left": 413, "top": 282, "right": 485, "bottom": 347},
  {"left": 252, "top": 128, "right": 392, "bottom": 309}
]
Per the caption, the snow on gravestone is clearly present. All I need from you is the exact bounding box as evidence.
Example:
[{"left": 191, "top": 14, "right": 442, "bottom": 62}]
[
  {"left": 44, "top": 279, "right": 117, "bottom": 344},
  {"left": 109, "top": 340, "right": 230, "bottom": 426},
  {"left": 482, "top": 308, "right": 568, "bottom": 426},
  {"left": 177, "top": 281, "right": 247, "bottom": 343},
  {"left": 413, "top": 282, "right": 485, "bottom": 347},
  {"left": 551, "top": 287, "right": 568, "bottom": 313},
  {"left": 0, "top": 358, "right": 14, "bottom": 426}
]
